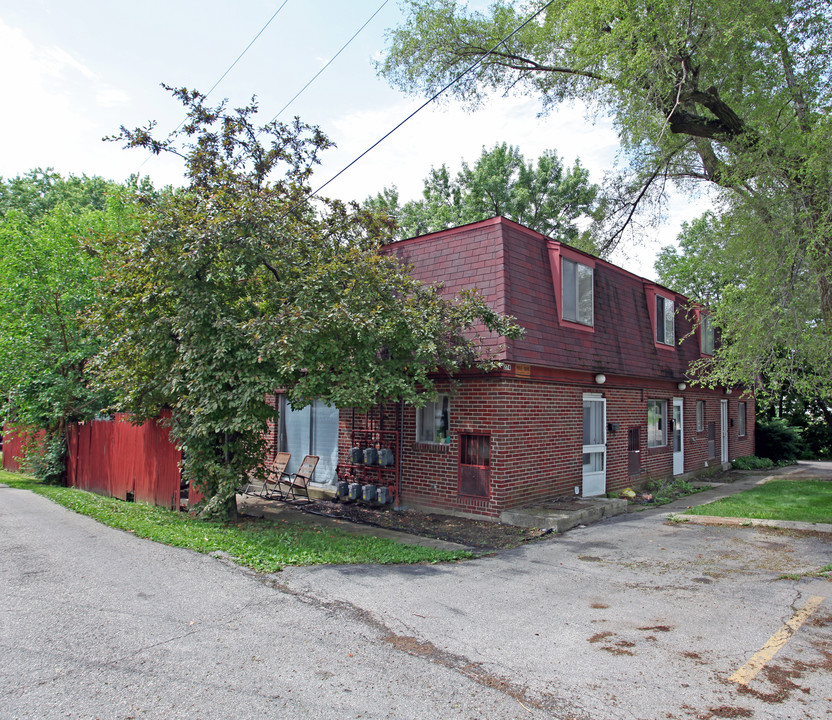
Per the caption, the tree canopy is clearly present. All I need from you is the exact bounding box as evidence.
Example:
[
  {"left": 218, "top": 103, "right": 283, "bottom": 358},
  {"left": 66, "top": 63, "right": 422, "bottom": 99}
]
[
  {"left": 99, "top": 86, "right": 521, "bottom": 518},
  {"left": 365, "top": 142, "right": 600, "bottom": 249},
  {"left": 0, "top": 171, "right": 145, "bottom": 481},
  {"left": 380, "top": 0, "right": 832, "bottom": 399}
]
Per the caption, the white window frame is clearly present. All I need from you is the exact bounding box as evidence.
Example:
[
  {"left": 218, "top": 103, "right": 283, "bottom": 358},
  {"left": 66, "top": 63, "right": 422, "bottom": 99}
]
[
  {"left": 656, "top": 295, "right": 675, "bottom": 345},
  {"left": 701, "top": 314, "right": 714, "bottom": 355},
  {"left": 416, "top": 395, "right": 450, "bottom": 444},
  {"left": 738, "top": 402, "right": 747, "bottom": 437},
  {"left": 647, "top": 400, "right": 668, "bottom": 448},
  {"left": 562, "top": 258, "right": 594, "bottom": 326},
  {"left": 696, "top": 400, "right": 705, "bottom": 432}
]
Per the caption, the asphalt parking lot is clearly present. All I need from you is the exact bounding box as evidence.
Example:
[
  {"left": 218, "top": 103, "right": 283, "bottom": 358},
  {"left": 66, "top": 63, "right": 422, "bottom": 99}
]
[{"left": 2, "top": 473, "right": 830, "bottom": 719}]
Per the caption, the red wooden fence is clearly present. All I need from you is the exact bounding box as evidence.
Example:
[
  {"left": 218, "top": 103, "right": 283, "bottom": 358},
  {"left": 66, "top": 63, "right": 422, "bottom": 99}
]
[
  {"left": 67, "top": 414, "right": 182, "bottom": 509},
  {"left": 2, "top": 425, "right": 44, "bottom": 472}
]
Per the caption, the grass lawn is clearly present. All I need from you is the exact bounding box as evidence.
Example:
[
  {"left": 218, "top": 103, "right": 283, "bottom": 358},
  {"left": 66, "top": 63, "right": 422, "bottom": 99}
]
[
  {"left": 684, "top": 479, "right": 832, "bottom": 524},
  {"left": 0, "top": 471, "right": 472, "bottom": 570}
]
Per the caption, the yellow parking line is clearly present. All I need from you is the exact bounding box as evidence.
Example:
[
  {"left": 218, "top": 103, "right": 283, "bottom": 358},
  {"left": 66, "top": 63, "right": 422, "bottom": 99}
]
[{"left": 730, "top": 595, "right": 824, "bottom": 686}]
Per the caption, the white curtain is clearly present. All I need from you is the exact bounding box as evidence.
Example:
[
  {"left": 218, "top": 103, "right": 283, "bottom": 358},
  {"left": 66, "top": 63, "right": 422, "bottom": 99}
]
[{"left": 279, "top": 398, "right": 338, "bottom": 484}]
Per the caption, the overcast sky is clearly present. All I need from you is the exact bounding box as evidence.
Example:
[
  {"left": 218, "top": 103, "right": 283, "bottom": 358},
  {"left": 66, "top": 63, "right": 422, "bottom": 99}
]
[{"left": 0, "top": 0, "right": 710, "bottom": 279}]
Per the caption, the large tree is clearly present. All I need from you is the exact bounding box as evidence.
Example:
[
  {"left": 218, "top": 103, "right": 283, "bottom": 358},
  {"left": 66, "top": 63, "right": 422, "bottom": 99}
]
[
  {"left": 365, "top": 142, "right": 600, "bottom": 248},
  {"left": 0, "top": 172, "right": 145, "bottom": 481},
  {"left": 379, "top": 0, "right": 832, "bottom": 398},
  {"left": 99, "top": 87, "right": 521, "bottom": 519}
]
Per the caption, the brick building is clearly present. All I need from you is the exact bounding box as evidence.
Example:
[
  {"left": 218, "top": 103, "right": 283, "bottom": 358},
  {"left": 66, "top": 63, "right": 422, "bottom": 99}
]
[{"left": 273, "top": 217, "right": 754, "bottom": 521}]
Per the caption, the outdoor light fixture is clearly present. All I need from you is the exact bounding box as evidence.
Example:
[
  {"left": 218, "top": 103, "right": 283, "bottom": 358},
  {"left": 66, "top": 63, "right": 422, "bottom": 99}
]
[
  {"left": 677, "top": 382, "right": 687, "bottom": 391},
  {"left": 594, "top": 374, "right": 606, "bottom": 384}
]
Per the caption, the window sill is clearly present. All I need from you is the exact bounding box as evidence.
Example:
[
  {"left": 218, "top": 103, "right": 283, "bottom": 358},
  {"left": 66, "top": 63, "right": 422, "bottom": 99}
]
[
  {"left": 560, "top": 318, "right": 594, "bottom": 333},
  {"left": 413, "top": 442, "right": 450, "bottom": 454}
]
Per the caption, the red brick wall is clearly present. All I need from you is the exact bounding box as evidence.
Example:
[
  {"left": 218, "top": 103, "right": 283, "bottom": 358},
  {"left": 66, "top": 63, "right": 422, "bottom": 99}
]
[{"left": 340, "top": 376, "right": 756, "bottom": 520}]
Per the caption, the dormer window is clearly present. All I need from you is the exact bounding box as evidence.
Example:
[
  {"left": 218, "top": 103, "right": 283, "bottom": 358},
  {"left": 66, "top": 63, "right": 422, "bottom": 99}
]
[
  {"left": 547, "top": 241, "right": 595, "bottom": 332},
  {"left": 701, "top": 314, "right": 714, "bottom": 355},
  {"left": 562, "top": 258, "right": 593, "bottom": 326},
  {"left": 655, "top": 295, "right": 675, "bottom": 345}
]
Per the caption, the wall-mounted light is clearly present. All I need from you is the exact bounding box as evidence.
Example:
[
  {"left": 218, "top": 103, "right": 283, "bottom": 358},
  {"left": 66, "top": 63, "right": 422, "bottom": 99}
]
[
  {"left": 594, "top": 374, "right": 606, "bottom": 384},
  {"left": 725, "top": 388, "right": 732, "bottom": 395},
  {"left": 677, "top": 382, "right": 687, "bottom": 391}
]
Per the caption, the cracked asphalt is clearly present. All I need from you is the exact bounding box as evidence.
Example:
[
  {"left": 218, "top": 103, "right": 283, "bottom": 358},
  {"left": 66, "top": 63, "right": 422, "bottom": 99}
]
[{"left": 2, "top": 479, "right": 831, "bottom": 720}]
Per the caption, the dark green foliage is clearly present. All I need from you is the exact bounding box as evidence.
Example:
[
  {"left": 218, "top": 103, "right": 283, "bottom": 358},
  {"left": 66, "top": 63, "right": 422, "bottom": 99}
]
[
  {"left": 365, "top": 143, "right": 601, "bottom": 251},
  {"left": 0, "top": 172, "right": 145, "bottom": 482},
  {"left": 755, "top": 418, "right": 804, "bottom": 463},
  {"left": 19, "top": 431, "right": 66, "bottom": 485},
  {"left": 731, "top": 456, "right": 775, "bottom": 471}
]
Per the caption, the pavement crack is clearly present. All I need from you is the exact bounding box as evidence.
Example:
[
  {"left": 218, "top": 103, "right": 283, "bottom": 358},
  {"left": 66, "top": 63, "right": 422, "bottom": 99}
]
[{"left": 269, "top": 579, "right": 591, "bottom": 719}]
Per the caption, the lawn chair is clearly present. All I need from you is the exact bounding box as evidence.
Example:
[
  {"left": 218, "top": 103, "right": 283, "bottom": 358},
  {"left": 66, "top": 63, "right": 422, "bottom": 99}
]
[
  {"left": 241, "top": 452, "right": 291, "bottom": 499},
  {"left": 281, "top": 455, "right": 319, "bottom": 503}
]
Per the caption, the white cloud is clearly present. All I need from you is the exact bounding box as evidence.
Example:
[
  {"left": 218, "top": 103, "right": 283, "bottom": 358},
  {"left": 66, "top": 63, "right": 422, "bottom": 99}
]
[
  {"left": 42, "top": 45, "right": 97, "bottom": 80},
  {"left": 96, "top": 87, "right": 131, "bottom": 108}
]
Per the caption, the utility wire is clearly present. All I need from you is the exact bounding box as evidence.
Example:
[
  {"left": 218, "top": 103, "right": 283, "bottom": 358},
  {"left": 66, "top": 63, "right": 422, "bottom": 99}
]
[
  {"left": 266, "top": 0, "right": 392, "bottom": 126},
  {"left": 307, "top": 0, "right": 557, "bottom": 200},
  {"left": 136, "top": 0, "right": 290, "bottom": 172},
  {"left": 203, "top": 0, "right": 290, "bottom": 102}
]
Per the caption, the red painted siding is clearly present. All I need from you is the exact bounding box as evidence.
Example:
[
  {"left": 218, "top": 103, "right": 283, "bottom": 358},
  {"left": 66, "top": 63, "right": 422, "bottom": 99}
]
[
  {"left": 67, "top": 414, "right": 181, "bottom": 509},
  {"left": 1, "top": 425, "right": 45, "bottom": 472}
]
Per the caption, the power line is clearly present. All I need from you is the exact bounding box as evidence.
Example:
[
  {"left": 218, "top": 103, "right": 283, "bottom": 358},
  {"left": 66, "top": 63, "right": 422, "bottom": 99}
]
[
  {"left": 136, "top": 0, "right": 290, "bottom": 172},
  {"left": 205, "top": 0, "right": 291, "bottom": 101},
  {"left": 308, "top": 0, "right": 557, "bottom": 200},
  {"left": 266, "top": 0, "right": 392, "bottom": 125}
]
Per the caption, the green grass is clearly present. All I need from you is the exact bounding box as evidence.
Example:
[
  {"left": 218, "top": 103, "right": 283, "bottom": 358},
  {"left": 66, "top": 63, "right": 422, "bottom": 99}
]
[
  {"left": 684, "top": 479, "right": 832, "bottom": 524},
  {"left": 0, "top": 471, "right": 472, "bottom": 570}
]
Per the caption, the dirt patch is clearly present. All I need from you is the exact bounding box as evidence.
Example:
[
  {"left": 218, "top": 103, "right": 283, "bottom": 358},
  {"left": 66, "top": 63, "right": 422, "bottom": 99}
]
[
  {"left": 600, "top": 645, "right": 635, "bottom": 656},
  {"left": 700, "top": 706, "right": 753, "bottom": 719},
  {"left": 297, "top": 498, "right": 553, "bottom": 550},
  {"left": 588, "top": 632, "right": 614, "bottom": 643},
  {"left": 539, "top": 495, "right": 595, "bottom": 511}
]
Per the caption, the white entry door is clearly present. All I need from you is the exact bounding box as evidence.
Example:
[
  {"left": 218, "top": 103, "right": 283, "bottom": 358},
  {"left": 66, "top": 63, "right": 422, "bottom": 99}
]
[
  {"left": 582, "top": 395, "right": 606, "bottom": 496},
  {"left": 672, "top": 398, "right": 684, "bottom": 475},
  {"left": 720, "top": 399, "right": 729, "bottom": 464}
]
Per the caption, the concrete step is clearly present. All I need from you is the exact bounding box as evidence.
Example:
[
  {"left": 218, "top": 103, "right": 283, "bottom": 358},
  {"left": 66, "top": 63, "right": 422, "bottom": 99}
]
[{"left": 500, "top": 497, "right": 628, "bottom": 532}]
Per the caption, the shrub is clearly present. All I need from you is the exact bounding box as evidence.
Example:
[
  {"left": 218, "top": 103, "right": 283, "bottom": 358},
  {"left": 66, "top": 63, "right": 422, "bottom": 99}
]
[
  {"left": 642, "top": 477, "right": 697, "bottom": 504},
  {"left": 731, "top": 455, "right": 774, "bottom": 470},
  {"left": 20, "top": 431, "right": 66, "bottom": 485},
  {"left": 755, "top": 418, "right": 804, "bottom": 463}
]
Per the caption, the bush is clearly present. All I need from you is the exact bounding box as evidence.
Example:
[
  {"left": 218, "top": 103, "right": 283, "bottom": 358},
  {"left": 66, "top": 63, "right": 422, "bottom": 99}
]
[
  {"left": 642, "top": 476, "right": 697, "bottom": 504},
  {"left": 731, "top": 455, "right": 774, "bottom": 470},
  {"left": 755, "top": 417, "right": 804, "bottom": 463},
  {"left": 798, "top": 420, "right": 832, "bottom": 460},
  {"left": 21, "top": 430, "right": 66, "bottom": 485}
]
